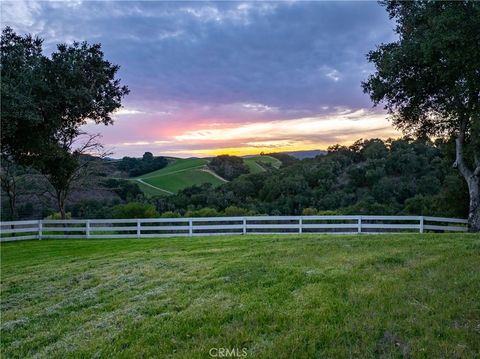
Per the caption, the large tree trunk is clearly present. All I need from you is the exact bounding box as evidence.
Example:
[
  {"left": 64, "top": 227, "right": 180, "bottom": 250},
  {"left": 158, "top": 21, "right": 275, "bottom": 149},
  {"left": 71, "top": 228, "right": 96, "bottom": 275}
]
[
  {"left": 1, "top": 161, "right": 18, "bottom": 220},
  {"left": 466, "top": 175, "right": 480, "bottom": 231},
  {"left": 56, "top": 190, "right": 67, "bottom": 220},
  {"left": 455, "top": 127, "right": 480, "bottom": 232}
]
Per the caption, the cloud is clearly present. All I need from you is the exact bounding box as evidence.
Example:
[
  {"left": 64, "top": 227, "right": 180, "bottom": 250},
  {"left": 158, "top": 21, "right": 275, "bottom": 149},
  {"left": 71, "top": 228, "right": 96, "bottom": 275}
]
[
  {"left": 173, "top": 108, "right": 395, "bottom": 143},
  {"left": 1, "top": 1, "right": 43, "bottom": 32},
  {"left": 1, "top": 1, "right": 399, "bottom": 157},
  {"left": 99, "top": 107, "right": 399, "bottom": 158},
  {"left": 114, "top": 108, "right": 145, "bottom": 116}
]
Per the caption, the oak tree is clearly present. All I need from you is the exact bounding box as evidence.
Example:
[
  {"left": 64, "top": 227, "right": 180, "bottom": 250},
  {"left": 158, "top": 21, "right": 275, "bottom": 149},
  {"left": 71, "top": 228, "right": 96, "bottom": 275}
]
[
  {"left": 362, "top": 1, "right": 480, "bottom": 231},
  {"left": 1, "top": 27, "right": 129, "bottom": 218}
]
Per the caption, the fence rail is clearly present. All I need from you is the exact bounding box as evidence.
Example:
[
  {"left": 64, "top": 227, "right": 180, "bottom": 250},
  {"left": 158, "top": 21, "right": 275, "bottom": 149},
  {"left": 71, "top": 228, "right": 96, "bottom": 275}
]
[{"left": 0, "top": 215, "right": 469, "bottom": 242}]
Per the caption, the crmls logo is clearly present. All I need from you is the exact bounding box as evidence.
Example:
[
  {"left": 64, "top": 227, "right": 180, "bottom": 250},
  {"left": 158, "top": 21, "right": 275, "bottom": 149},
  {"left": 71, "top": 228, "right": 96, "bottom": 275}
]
[{"left": 209, "top": 347, "right": 248, "bottom": 357}]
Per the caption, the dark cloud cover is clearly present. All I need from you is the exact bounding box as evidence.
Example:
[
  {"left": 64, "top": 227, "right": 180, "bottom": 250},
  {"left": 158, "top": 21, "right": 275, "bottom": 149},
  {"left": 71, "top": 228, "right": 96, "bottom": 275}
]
[{"left": 2, "top": 1, "right": 396, "bottom": 114}]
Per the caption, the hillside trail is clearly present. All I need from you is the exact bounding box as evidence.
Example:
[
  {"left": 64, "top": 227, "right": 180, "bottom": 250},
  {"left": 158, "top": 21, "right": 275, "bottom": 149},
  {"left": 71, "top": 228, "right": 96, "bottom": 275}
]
[
  {"left": 199, "top": 168, "right": 229, "bottom": 182},
  {"left": 135, "top": 179, "right": 173, "bottom": 195}
]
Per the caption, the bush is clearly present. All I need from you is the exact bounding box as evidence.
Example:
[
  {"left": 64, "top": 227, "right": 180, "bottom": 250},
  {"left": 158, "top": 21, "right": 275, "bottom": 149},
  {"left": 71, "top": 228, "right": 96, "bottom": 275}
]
[
  {"left": 45, "top": 212, "right": 72, "bottom": 220},
  {"left": 104, "top": 179, "right": 143, "bottom": 201},
  {"left": 223, "top": 206, "right": 256, "bottom": 216},
  {"left": 160, "top": 211, "right": 181, "bottom": 218},
  {"left": 302, "top": 207, "right": 318, "bottom": 215},
  {"left": 112, "top": 202, "right": 159, "bottom": 219},
  {"left": 185, "top": 207, "right": 220, "bottom": 217}
]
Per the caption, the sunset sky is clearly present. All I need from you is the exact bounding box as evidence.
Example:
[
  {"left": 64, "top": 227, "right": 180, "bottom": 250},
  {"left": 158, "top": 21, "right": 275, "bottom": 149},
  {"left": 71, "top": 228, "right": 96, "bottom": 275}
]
[{"left": 2, "top": 1, "right": 400, "bottom": 158}]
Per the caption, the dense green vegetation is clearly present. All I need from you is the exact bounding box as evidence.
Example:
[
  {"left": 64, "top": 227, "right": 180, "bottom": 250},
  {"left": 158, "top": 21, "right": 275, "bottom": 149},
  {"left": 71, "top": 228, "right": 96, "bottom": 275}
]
[
  {"left": 1, "top": 138, "right": 469, "bottom": 220},
  {"left": 159, "top": 138, "right": 468, "bottom": 218},
  {"left": 208, "top": 155, "right": 249, "bottom": 180},
  {"left": 117, "top": 152, "right": 168, "bottom": 177},
  {"left": 1, "top": 234, "right": 479, "bottom": 358}
]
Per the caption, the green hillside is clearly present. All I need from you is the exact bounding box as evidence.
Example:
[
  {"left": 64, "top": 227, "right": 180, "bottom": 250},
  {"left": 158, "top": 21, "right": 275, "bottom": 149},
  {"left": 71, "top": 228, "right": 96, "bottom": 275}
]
[
  {"left": 243, "top": 155, "right": 281, "bottom": 173},
  {"left": 135, "top": 158, "right": 225, "bottom": 195},
  {"left": 132, "top": 155, "right": 281, "bottom": 196}
]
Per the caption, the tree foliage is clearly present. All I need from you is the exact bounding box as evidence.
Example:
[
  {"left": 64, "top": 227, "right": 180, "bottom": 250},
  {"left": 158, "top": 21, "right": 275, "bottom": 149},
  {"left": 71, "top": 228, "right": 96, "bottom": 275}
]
[
  {"left": 117, "top": 152, "right": 168, "bottom": 177},
  {"left": 361, "top": 1, "right": 480, "bottom": 230},
  {"left": 1, "top": 27, "right": 129, "bottom": 218},
  {"left": 208, "top": 155, "right": 248, "bottom": 181}
]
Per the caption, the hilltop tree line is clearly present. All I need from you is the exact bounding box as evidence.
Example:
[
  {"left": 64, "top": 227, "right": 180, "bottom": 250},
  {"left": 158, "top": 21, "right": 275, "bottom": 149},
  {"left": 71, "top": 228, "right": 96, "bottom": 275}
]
[
  {"left": 116, "top": 152, "right": 168, "bottom": 177},
  {"left": 207, "top": 155, "right": 249, "bottom": 180}
]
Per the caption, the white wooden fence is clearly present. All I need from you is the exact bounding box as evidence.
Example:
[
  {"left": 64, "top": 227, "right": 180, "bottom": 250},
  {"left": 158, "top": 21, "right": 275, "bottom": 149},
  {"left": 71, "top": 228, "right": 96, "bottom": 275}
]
[{"left": 0, "top": 216, "right": 468, "bottom": 242}]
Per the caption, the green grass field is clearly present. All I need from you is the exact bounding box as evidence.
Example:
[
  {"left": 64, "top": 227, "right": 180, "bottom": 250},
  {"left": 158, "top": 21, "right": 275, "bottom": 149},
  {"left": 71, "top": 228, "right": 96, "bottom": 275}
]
[
  {"left": 244, "top": 156, "right": 281, "bottom": 174},
  {"left": 135, "top": 158, "right": 223, "bottom": 195},
  {"left": 139, "top": 158, "right": 209, "bottom": 179},
  {"left": 142, "top": 169, "right": 224, "bottom": 193},
  {"left": 134, "top": 179, "right": 170, "bottom": 196},
  {"left": 1, "top": 234, "right": 479, "bottom": 358}
]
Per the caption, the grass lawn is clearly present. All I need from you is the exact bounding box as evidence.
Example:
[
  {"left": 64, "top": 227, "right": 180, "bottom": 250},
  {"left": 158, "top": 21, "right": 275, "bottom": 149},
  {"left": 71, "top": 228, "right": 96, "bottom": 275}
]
[{"left": 1, "top": 234, "right": 479, "bottom": 358}]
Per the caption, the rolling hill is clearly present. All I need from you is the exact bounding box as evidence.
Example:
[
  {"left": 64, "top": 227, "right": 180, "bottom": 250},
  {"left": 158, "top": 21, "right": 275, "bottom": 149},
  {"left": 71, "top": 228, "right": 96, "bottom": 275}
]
[
  {"left": 243, "top": 155, "right": 281, "bottom": 173},
  {"left": 134, "top": 158, "right": 225, "bottom": 196},
  {"left": 133, "top": 155, "right": 281, "bottom": 196}
]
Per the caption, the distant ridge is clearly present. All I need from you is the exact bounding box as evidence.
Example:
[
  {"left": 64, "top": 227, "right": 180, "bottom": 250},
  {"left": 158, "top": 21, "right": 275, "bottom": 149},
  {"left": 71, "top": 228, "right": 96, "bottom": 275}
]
[{"left": 280, "top": 149, "right": 327, "bottom": 159}]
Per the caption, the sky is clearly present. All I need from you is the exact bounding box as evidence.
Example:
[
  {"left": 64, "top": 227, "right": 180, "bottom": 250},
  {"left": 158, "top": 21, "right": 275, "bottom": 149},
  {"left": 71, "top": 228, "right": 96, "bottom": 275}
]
[{"left": 2, "top": 0, "right": 400, "bottom": 158}]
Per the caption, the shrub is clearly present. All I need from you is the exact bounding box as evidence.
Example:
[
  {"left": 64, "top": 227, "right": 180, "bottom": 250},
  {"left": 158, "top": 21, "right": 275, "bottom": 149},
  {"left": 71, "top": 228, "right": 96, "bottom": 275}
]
[
  {"left": 45, "top": 212, "right": 72, "bottom": 220},
  {"left": 302, "top": 207, "right": 318, "bottom": 215},
  {"left": 160, "top": 211, "right": 181, "bottom": 218},
  {"left": 112, "top": 202, "right": 159, "bottom": 219},
  {"left": 185, "top": 207, "right": 220, "bottom": 217},
  {"left": 223, "top": 206, "right": 256, "bottom": 216}
]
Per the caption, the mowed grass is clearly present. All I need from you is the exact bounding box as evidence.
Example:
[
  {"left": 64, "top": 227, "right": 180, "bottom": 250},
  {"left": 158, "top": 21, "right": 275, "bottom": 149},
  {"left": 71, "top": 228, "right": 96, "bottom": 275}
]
[
  {"left": 137, "top": 158, "right": 223, "bottom": 194},
  {"left": 244, "top": 156, "right": 281, "bottom": 173},
  {"left": 1, "top": 234, "right": 479, "bottom": 358}
]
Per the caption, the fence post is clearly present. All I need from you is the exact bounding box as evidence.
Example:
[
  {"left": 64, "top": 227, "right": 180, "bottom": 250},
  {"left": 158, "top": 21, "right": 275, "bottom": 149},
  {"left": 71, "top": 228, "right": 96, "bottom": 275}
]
[
  {"left": 38, "top": 220, "right": 43, "bottom": 240},
  {"left": 357, "top": 216, "right": 362, "bottom": 234},
  {"left": 86, "top": 220, "right": 91, "bottom": 239},
  {"left": 419, "top": 216, "right": 424, "bottom": 233},
  {"left": 189, "top": 219, "right": 193, "bottom": 236},
  {"left": 299, "top": 217, "right": 303, "bottom": 234},
  {"left": 243, "top": 217, "right": 247, "bottom": 235},
  {"left": 137, "top": 219, "right": 141, "bottom": 239}
]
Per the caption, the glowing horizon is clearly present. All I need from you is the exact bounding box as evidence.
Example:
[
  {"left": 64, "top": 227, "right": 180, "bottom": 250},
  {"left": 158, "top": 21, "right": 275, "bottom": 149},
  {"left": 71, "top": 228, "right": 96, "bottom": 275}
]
[{"left": 100, "top": 107, "right": 400, "bottom": 158}]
